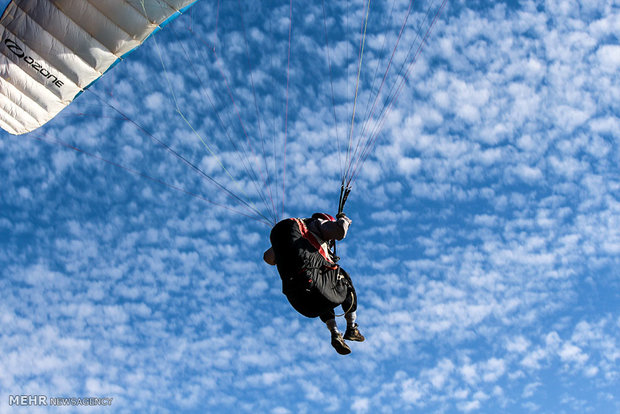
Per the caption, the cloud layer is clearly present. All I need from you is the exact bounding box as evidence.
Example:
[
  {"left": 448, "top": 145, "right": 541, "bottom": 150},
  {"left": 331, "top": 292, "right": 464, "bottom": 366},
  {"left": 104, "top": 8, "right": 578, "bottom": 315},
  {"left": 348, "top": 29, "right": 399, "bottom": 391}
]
[{"left": 1, "top": 0, "right": 619, "bottom": 413}]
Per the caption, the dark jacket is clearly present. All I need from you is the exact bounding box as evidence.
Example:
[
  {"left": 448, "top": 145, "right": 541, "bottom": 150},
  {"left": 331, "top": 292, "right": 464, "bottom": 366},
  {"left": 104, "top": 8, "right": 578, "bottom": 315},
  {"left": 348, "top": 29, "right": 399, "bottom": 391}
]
[{"left": 267, "top": 216, "right": 351, "bottom": 318}]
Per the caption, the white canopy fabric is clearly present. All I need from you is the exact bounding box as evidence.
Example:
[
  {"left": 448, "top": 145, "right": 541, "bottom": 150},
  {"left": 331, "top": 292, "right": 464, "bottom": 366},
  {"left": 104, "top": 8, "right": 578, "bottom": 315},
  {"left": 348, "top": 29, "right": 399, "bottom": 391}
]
[{"left": 0, "top": 0, "right": 197, "bottom": 135}]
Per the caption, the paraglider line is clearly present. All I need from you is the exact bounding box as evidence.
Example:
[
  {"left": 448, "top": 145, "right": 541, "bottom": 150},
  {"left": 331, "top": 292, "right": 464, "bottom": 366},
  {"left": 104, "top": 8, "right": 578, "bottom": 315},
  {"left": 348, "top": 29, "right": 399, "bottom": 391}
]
[
  {"left": 88, "top": 89, "right": 271, "bottom": 224},
  {"left": 321, "top": 0, "right": 344, "bottom": 179},
  {"left": 348, "top": 0, "right": 448, "bottom": 187},
  {"left": 173, "top": 23, "right": 277, "bottom": 223},
  {"left": 235, "top": 0, "right": 278, "bottom": 220},
  {"left": 215, "top": 0, "right": 220, "bottom": 45},
  {"left": 142, "top": 0, "right": 271, "bottom": 222},
  {"left": 344, "top": 0, "right": 371, "bottom": 179},
  {"left": 267, "top": 12, "right": 280, "bottom": 224},
  {"left": 358, "top": 0, "right": 398, "bottom": 138},
  {"left": 28, "top": 133, "right": 272, "bottom": 226},
  {"left": 281, "top": 0, "right": 293, "bottom": 218},
  {"left": 347, "top": 0, "right": 414, "bottom": 182},
  {"left": 150, "top": 34, "right": 236, "bottom": 183}
]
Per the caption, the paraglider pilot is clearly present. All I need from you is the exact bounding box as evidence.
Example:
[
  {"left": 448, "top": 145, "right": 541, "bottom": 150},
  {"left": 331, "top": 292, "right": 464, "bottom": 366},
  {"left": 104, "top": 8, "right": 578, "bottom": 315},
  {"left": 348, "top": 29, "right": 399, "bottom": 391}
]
[{"left": 263, "top": 212, "right": 365, "bottom": 355}]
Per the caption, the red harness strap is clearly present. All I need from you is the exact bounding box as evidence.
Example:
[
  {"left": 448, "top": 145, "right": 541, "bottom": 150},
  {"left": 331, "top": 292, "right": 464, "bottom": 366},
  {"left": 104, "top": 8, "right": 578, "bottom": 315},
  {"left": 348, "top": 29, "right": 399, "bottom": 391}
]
[{"left": 292, "top": 218, "right": 335, "bottom": 265}]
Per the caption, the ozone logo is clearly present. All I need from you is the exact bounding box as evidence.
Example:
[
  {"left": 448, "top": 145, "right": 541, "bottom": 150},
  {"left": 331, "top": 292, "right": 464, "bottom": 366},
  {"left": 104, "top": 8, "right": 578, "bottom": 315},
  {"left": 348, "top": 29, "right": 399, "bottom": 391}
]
[
  {"left": 4, "top": 38, "right": 64, "bottom": 88},
  {"left": 4, "top": 38, "right": 24, "bottom": 57}
]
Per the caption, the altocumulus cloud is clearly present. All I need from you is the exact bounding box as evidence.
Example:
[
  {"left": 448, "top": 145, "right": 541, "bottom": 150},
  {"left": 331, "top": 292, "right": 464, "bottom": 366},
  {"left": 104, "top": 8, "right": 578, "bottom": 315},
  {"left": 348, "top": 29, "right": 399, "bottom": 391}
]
[{"left": 1, "top": 1, "right": 619, "bottom": 413}]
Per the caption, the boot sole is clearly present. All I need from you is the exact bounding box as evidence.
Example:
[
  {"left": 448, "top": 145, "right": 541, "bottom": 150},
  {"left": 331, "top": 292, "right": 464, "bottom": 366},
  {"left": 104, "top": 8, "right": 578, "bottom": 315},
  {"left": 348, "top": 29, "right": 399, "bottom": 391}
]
[{"left": 332, "top": 340, "right": 351, "bottom": 355}]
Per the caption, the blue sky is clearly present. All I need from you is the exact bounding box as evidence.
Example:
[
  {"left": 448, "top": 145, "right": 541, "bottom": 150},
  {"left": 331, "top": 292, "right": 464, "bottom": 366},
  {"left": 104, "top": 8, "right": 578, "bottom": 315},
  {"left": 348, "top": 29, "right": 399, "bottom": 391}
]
[{"left": 1, "top": 0, "right": 619, "bottom": 413}]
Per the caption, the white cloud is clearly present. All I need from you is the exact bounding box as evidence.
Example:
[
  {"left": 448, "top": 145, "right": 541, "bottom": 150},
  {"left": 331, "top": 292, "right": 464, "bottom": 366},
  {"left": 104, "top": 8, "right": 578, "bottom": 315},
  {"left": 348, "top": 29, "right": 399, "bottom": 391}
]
[
  {"left": 397, "top": 156, "right": 421, "bottom": 176},
  {"left": 505, "top": 336, "right": 531, "bottom": 354},
  {"left": 51, "top": 150, "right": 76, "bottom": 174},
  {"left": 510, "top": 163, "right": 544, "bottom": 183},
  {"left": 351, "top": 397, "right": 370, "bottom": 413},
  {"left": 559, "top": 343, "right": 588, "bottom": 365},
  {"left": 1, "top": 0, "right": 619, "bottom": 413},
  {"left": 596, "top": 44, "right": 620, "bottom": 72},
  {"left": 424, "top": 358, "right": 455, "bottom": 390},
  {"left": 522, "top": 381, "right": 541, "bottom": 399},
  {"left": 482, "top": 358, "right": 506, "bottom": 382},
  {"left": 458, "top": 399, "right": 481, "bottom": 413}
]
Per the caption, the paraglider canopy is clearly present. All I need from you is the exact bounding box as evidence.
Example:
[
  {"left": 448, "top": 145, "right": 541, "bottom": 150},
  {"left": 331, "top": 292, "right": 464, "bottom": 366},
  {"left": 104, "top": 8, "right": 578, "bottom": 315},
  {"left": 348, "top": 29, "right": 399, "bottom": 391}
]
[{"left": 0, "top": 0, "right": 198, "bottom": 135}]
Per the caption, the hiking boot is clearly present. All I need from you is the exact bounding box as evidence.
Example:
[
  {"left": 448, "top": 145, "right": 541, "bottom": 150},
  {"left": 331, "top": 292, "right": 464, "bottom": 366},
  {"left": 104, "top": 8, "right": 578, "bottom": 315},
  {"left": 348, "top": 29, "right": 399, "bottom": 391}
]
[
  {"left": 344, "top": 323, "right": 365, "bottom": 342},
  {"left": 331, "top": 332, "right": 351, "bottom": 355}
]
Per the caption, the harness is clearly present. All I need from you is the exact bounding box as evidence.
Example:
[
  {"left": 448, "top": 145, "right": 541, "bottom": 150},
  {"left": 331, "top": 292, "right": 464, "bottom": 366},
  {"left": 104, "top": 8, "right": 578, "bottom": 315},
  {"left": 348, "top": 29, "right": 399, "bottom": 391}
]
[
  {"left": 270, "top": 217, "right": 354, "bottom": 318},
  {"left": 292, "top": 217, "right": 338, "bottom": 271}
]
